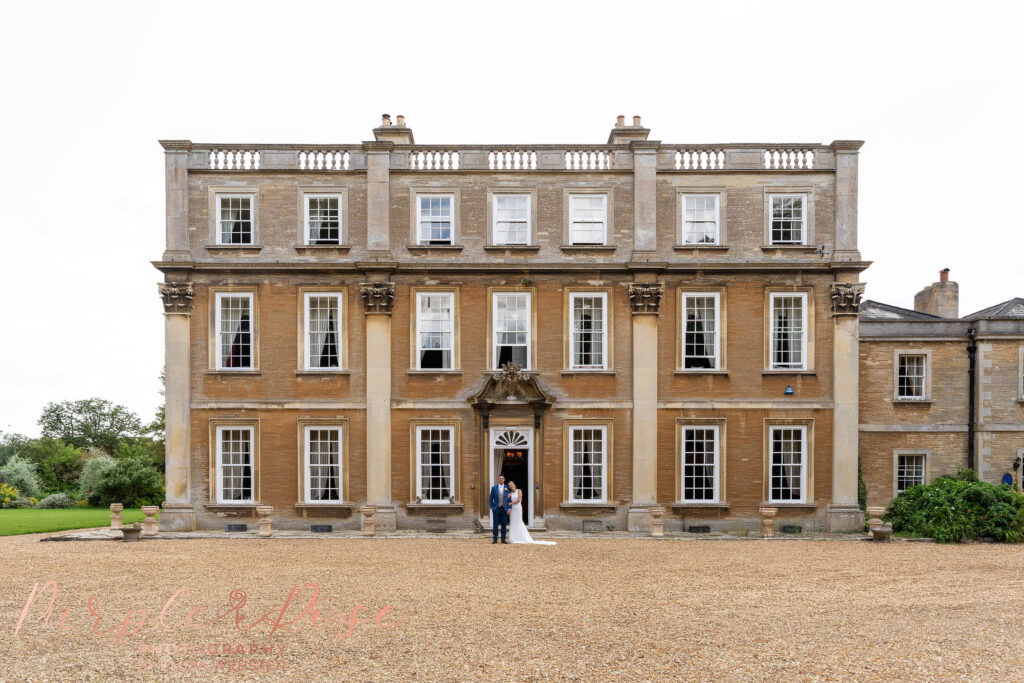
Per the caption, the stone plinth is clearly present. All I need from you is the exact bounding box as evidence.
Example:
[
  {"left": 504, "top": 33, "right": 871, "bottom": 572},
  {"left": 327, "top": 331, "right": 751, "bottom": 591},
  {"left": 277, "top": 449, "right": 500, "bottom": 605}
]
[
  {"left": 121, "top": 523, "right": 143, "bottom": 542},
  {"left": 648, "top": 506, "right": 665, "bottom": 537},
  {"left": 759, "top": 506, "right": 778, "bottom": 538},
  {"left": 109, "top": 503, "right": 123, "bottom": 530},
  {"left": 141, "top": 506, "right": 159, "bottom": 536},
  {"left": 360, "top": 505, "right": 377, "bottom": 537},
  {"left": 257, "top": 506, "right": 274, "bottom": 537}
]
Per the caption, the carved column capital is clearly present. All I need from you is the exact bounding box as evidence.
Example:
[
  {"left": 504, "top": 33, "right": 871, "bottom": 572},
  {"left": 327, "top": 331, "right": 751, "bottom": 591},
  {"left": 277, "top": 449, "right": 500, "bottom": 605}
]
[
  {"left": 628, "top": 283, "right": 664, "bottom": 315},
  {"left": 830, "top": 282, "right": 865, "bottom": 316},
  {"left": 158, "top": 282, "right": 194, "bottom": 314},
  {"left": 359, "top": 282, "right": 395, "bottom": 315}
]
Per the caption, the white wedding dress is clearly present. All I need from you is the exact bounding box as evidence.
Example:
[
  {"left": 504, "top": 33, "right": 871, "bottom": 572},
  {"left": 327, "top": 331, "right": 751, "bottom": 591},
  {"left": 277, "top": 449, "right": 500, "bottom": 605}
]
[{"left": 507, "top": 490, "right": 556, "bottom": 545}]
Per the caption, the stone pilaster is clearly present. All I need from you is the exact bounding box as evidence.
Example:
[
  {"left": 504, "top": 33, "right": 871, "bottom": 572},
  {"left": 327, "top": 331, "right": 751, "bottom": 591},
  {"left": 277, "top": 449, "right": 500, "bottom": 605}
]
[
  {"left": 831, "top": 140, "right": 864, "bottom": 262},
  {"left": 158, "top": 140, "right": 191, "bottom": 262},
  {"left": 628, "top": 283, "right": 663, "bottom": 531},
  {"left": 365, "top": 140, "right": 393, "bottom": 252},
  {"left": 631, "top": 141, "right": 659, "bottom": 252},
  {"left": 361, "top": 282, "right": 396, "bottom": 530},
  {"left": 828, "top": 281, "right": 865, "bottom": 531},
  {"left": 158, "top": 282, "right": 195, "bottom": 531}
]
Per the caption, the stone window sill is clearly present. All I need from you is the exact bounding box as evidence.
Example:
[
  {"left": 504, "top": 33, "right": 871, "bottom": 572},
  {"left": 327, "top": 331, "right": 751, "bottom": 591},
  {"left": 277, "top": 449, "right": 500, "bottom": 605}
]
[
  {"left": 294, "top": 503, "right": 356, "bottom": 510},
  {"left": 294, "top": 244, "right": 352, "bottom": 255},
  {"left": 761, "top": 369, "right": 815, "bottom": 376},
  {"left": 206, "top": 370, "right": 262, "bottom": 376},
  {"left": 559, "top": 502, "right": 617, "bottom": 513},
  {"left": 295, "top": 369, "right": 351, "bottom": 376},
  {"left": 671, "top": 502, "right": 730, "bottom": 510},
  {"left": 673, "top": 244, "right": 729, "bottom": 252},
  {"left": 203, "top": 503, "right": 260, "bottom": 512},
  {"left": 483, "top": 245, "right": 540, "bottom": 252},
  {"left": 761, "top": 502, "right": 818, "bottom": 509},
  {"left": 405, "top": 503, "right": 465, "bottom": 514},
  {"left": 893, "top": 398, "right": 933, "bottom": 404},
  {"left": 561, "top": 369, "right": 616, "bottom": 376},
  {"left": 408, "top": 369, "right": 464, "bottom": 375},
  {"left": 674, "top": 369, "right": 729, "bottom": 375},
  {"left": 560, "top": 244, "right": 617, "bottom": 254},
  {"left": 206, "top": 244, "right": 263, "bottom": 255},
  {"left": 760, "top": 244, "right": 819, "bottom": 252},
  {"left": 406, "top": 244, "right": 464, "bottom": 254}
]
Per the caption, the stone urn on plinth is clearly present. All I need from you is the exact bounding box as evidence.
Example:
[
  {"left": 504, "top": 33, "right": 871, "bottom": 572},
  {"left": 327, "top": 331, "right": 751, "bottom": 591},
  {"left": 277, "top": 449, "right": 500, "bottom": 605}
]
[
  {"left": 360, "top": 506, "right": 377, "bottom": 537},
  {"left": 140, "top": 506, "right": 159, "bottom": 537},
  {"left": 648, "top": 506, "right": 665, "bottom": 538},
  {"left": 256, "top": 506, "right": 274, "bottom": 537},
  {"left": 109, "top": 503, "right": 124, "bottom": 530},
  {"left": 866, "top": 506, "right": 885, "bottom": 529},
  {"left": 759, "top": 506, "right": 778, "bottom": 538}
]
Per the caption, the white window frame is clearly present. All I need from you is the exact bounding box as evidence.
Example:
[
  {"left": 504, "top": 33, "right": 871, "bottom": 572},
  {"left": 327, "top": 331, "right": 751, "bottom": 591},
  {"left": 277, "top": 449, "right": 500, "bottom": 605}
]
[
  {"left": 415, "top": 292, "right": 455, "bottom": 370},
  {"left": 304, "top": 425, "right": 343, "bottom": 503},
  {"left": 681, "top": 292, "right": 721, "bottom": 370},
  {"left": 416, "top": 193, "right": 455, "bottom": 245},
  {"left": 215, "top": 425, "right": 254, "bottom": 504},
  {"left": 569, "top": 425, "right": 608, "bottom": 504},
  {"left": 895, "top": 451, "right": 926, "bottom": 495},
  {"left": 492, "top": 291, "right": 532, "bottom": 370},
  {"left": 681, "top": 194, "right": 721, "bottom": 245},
  {"left": 768, "top": 193, "right": 808, "bottom": 245},
  {"left": 1018, "top": 347, "right": 1024, "bottom": 400},
  {"left": 303, "top": 292, "right": 342, "bottom": 371},
  {"left": 216, "top": 193, "right": 256, "bottom": 245},
  {"left": 492, "top": 194, "right": 531, "bottom": 245},
  {"left": 568, "top": 194, "right": 608, "bottom": 245},
  {"left": 769, "top": 292, "right": 808, "bottom": 370},
  {"left": 214, "top": 292, "right": 254, "bottom": 370},
  {"left": 768, "top": 425, "right": 807, "bottom": 504},
  {"left": 896, "top": 353, "right": 928, "bottom": 401},
  {"left": 569, "top": 292, "right": 608, "bottom": 370},
  {"left": 681, "top": 425, "right": 720, "bottom": 503},
  {"left": 304, "top": 193, "right": 342, "bottom": 245},
  {"left": 415, "top": 425, "right": 454, "bottom": 504}
]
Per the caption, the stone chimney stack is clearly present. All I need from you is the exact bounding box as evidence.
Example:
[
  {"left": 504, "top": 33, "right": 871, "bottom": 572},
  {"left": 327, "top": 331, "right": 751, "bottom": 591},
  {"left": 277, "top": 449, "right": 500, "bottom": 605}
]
[
  {"left": 914, "top": 268, "right": 959, "bottom": 318},
  {"left": 607, "top": 113, "right": 650, "bottom": 144},
  {"left": 373, "top": 113, "right": 415, "bottom": 144}
]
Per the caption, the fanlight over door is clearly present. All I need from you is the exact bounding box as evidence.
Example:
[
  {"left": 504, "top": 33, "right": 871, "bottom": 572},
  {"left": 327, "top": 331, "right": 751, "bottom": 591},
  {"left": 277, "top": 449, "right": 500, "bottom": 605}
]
[{"left": 494, "top": 430, "right": 529, "bottom": 448}]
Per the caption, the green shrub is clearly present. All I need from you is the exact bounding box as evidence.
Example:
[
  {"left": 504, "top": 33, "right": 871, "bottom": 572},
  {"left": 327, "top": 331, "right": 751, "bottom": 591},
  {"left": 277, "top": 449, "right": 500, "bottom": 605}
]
[
  {"left": 78, "top": 455, "right": 115, "bottom": 505},
  {"left": 884, "top": 471, "right": 1024, "bottom": 543},
  {"left": 8, "top": 497, "right": 35, "bottom": 509},
  {"left": 0, "top": 482, "right": 21, "bottom": 508},
  {"left": 94, "top": 456, "right": 164, "bottom": 508},
  {"left": 37, "top": 492, "right": 76, "bottom": 509},
  {"left": 0, "top": 455, "right": 41, "bottom": 499},
  {"left": 74, "top": 499, "right": 91, "bottom": 508}
]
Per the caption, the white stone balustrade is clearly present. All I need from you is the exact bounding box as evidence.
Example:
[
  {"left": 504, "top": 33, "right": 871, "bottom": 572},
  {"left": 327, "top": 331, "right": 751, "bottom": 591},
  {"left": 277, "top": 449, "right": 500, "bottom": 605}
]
[
  {"left": 299, "top": 150, "right": 351, "bottom": 170},
  {"left": 488, "top": 150, "right": 536, "bottom": 170},
  {"left": 764, "top": 148, "right": 815, "bottom": 169},
  {"left": 409, "top": 150, "right": 460, "bottom": 170},
  {"left": 564, "top": 150, "right": 613, "bottom": 170},
  {"left": 674, "top": 149, "right": 726, "bottom": 170},
  {"left": 208, "top": 149, "right": 261, "bottom": 170}
]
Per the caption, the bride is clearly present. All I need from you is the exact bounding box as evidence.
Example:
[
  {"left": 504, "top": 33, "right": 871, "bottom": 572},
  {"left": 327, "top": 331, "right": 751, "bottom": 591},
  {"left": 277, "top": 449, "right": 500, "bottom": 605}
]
[{"left": 506, "top": 481, "right": 556, "bottom": 545}]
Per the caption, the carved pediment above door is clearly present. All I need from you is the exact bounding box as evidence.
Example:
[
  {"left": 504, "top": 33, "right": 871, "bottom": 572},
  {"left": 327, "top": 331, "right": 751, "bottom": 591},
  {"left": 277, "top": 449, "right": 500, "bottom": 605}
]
[{"left": 469, "top": 363, "right": 554, "bottom": 411}]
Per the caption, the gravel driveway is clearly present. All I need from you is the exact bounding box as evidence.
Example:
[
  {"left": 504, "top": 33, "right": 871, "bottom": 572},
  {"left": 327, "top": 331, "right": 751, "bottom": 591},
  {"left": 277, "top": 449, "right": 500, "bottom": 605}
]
[{"left": 1, "top": 534, "right": 1021, "bottom": 681}]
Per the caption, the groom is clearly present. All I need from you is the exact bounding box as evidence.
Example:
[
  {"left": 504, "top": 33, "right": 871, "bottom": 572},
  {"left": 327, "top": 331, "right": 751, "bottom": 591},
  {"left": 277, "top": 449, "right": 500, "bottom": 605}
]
[{"left": 489, "top": 475, "right": 510, "bottom": 544}]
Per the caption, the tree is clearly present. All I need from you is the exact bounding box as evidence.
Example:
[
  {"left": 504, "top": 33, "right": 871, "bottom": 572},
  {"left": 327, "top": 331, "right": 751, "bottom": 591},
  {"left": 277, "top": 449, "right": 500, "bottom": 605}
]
[
  {"left": 38, "top": 398, "right": 142, "bottom": 453},
  {"left": 0, "top": 431, "right": 30, "bottom": 468},
  {"left": 94, "top": 456, "right": 164, "bottom": 507}
]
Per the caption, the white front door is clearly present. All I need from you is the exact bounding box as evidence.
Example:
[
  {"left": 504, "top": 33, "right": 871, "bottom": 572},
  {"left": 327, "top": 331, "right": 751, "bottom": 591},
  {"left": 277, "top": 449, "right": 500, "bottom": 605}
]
[{"left": 489, "top": 427, "right": 534, "bottom": 526}]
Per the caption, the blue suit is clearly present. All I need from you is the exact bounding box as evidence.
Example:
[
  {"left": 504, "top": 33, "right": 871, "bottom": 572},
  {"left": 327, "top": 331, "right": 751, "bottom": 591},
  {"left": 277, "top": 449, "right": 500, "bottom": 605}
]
[{"left": 489, "top": 484, "right": 510, "bottom": 541}]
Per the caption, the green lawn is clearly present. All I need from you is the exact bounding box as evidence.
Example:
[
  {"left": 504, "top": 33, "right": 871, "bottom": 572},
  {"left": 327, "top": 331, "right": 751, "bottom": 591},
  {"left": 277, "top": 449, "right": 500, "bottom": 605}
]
[{"left": 0, "top": 508, "right": 149, "bottom": 536}]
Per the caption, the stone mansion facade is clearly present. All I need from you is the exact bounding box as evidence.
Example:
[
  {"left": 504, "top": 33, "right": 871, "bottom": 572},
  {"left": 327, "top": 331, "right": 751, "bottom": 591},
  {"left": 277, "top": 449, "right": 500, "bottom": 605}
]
[{"left": 154, "top": 116, "right": 1024, "bottom": 533}]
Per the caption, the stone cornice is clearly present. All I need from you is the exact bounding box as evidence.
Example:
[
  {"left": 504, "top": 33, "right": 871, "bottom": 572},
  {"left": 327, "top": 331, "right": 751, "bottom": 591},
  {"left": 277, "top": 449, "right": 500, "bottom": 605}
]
[
  {"left": 158, "top": 282, "right": 195, "bottom": 314},
  {"left": 628, "top": 283, "right": 664, "bottom": 315},
  {"left": 158, "top": 139, "right": 192, "bottom": 152},
  {"left": 830, "top": 140, "right": 865, "bottom": 152}
]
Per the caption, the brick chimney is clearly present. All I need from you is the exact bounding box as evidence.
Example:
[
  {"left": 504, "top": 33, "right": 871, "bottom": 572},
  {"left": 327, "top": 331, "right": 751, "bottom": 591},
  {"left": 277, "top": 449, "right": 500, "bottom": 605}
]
[{"left": 914, "top": 268, "right": 959, "bottom": 318}]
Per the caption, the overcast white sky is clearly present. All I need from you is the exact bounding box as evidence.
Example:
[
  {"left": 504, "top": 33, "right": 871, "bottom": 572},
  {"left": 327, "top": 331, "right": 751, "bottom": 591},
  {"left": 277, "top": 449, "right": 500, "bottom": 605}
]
[{"left": 0, "top": 1, "right": 1021, "bottom": 436}]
